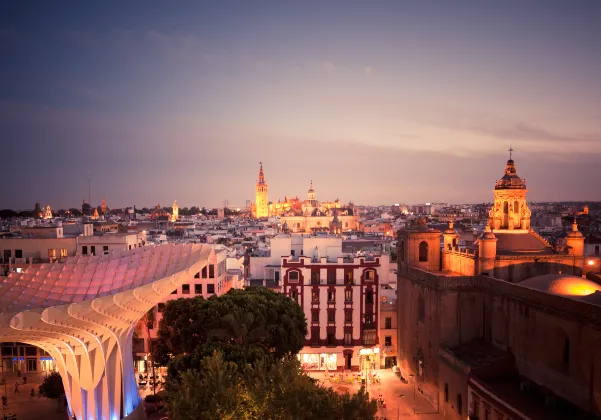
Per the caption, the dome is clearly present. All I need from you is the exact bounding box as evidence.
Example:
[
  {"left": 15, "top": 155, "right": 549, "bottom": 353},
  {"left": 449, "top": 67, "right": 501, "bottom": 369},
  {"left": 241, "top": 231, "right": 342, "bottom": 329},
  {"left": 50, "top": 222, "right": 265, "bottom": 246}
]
[
  {"left": 480, "top": 225, "right": 496, "bottom": 240},
  {"left": 520, "top": 274, "right": 601, "bottom": 299},
  {"left": 495, "top": 159, "right": 526, "bottom": 190}
]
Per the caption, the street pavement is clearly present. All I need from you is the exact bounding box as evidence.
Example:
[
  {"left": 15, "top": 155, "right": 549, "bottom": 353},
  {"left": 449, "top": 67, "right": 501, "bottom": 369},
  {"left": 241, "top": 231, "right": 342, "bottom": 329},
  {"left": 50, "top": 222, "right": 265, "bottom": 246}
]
[{"left": 308, "top": 369, "right": 443, "bottom": 420}]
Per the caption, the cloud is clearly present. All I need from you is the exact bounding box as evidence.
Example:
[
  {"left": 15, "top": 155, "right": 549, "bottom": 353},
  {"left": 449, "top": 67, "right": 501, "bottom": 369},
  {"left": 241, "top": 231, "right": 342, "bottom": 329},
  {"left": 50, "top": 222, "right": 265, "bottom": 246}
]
[{"left": 321, "top": 61, "right": 338, "bottom": 75}]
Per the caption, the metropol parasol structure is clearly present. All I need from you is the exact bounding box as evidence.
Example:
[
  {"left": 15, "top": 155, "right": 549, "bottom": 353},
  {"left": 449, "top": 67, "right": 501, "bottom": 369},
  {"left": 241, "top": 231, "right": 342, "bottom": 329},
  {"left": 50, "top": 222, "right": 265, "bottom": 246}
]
[{"left": 0, "top": 243, "right": 210, "bottom": 420}]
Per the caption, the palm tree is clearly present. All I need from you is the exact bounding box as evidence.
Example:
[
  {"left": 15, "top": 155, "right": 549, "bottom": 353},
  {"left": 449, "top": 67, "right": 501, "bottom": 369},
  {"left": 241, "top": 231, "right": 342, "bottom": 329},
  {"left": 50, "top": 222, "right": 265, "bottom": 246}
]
[{"left": 138, "top": 307, "right": 157, "bottom": 394}]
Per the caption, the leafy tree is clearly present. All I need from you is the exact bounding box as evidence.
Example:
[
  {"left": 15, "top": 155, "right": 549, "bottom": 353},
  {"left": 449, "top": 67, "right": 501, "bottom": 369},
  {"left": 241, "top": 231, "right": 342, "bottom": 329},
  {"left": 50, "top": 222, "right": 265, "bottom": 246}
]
[
  {"left": 156, "top": 288, "right": 306, "bottom": 366},
  {"left": 166, "top": 352, "right": 377, "bottom": 420},
  {"left": 68, "top": 208, "right": 82, "bottom": 217},
  {"left": 0, "top": 209, "right": 18, "bottom": 219},
  {"left": 82, "top": 202, "right": 92, "bottom": 215},
  {"left": 38, "top": 371, "right": 64, "bottom": 411},
  {"left": 18, "top": 210, "right": 34, "bottom": 218},
  {"left": 189, "top": 206, "right": 200, "bottom": 215}
]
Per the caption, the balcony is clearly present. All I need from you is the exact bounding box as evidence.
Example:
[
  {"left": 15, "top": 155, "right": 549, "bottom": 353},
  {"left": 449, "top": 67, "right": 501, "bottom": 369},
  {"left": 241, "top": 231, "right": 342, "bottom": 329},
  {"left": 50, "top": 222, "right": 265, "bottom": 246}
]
[{"left": 383, "top": 345, "right": 394, "bottom": 353}]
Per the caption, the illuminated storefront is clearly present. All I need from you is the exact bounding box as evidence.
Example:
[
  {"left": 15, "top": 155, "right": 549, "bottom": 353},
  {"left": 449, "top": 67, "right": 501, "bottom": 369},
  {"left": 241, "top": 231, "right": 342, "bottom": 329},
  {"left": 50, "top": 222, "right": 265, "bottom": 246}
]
[{"left": 299, "top": 353, "right": 338, "bottom": 371}]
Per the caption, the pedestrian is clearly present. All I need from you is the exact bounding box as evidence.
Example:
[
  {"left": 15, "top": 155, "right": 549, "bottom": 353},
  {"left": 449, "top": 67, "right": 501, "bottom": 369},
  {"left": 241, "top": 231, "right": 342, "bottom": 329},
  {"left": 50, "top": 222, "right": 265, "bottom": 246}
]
[{"left": 14, "top": 382, "right": 19, "bottom": 394}]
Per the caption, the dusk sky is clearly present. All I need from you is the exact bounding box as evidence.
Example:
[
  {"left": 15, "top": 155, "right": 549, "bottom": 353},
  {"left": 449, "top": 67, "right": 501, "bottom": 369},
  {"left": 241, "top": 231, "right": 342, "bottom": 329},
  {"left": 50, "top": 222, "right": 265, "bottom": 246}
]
[{"left": 1, "top": 1, "right": 600, "bottom": 210}]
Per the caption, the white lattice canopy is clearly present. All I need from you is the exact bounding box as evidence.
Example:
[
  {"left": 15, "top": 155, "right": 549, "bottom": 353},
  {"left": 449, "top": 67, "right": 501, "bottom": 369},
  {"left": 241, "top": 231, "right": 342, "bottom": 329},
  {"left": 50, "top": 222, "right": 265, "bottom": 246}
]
[{"left": 0, "top": 243, "right": 210, "bottom": 420}]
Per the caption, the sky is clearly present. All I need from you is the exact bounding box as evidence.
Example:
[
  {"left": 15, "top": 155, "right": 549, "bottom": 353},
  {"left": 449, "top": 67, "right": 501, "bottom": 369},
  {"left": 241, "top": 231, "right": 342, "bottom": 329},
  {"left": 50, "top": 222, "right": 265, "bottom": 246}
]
[{"left": 1, "top": 1, "right": 600, "bottom": 210}]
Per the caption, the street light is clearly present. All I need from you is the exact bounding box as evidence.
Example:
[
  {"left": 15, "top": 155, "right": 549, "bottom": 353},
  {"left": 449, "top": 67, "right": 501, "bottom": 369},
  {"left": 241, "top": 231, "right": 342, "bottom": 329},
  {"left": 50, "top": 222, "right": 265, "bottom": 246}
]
[{"left": 397, "top": 394, "right": 405, "bottom": 419}]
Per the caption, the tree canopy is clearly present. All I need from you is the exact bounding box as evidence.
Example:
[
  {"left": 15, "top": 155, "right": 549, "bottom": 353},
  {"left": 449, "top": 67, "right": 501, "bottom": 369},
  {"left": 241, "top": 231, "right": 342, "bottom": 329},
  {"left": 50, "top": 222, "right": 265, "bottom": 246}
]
[
  {"left": 167, "top": 352, "right": 377, "bottom": 420},
  {"left": 38, "top": 372, "right": 64, "bottom": 400},
  {"left": 155, "top": 287, "right": 307, "bottom": 366}
]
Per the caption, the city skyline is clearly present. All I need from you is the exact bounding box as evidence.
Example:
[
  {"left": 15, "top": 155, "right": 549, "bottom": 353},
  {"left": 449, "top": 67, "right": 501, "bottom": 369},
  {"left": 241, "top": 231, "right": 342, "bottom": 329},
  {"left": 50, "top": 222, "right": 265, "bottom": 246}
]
[{"left": 1, "top": 1, "right": 601, "bottom": 209}]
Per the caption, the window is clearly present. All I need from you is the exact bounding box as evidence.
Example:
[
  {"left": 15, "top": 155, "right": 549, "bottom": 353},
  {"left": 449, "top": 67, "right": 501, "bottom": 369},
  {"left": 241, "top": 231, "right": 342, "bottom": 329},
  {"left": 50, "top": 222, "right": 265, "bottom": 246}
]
[
  {"left": 328, "top": 311, "right": 335, "bottom": 323},
  {"left": 15, "top": 249, "right": 22, "bottom": 258},
  {"left": 312, "top": 290, "right": 319, "bottom": 302},
  {"left": 194, "top": 284, "right": 202, "bottom": 294},
  {"left": 91, "top": 246, "right": 96, "bottom": 256},
  {"left": 209, "top": 264, "right": 215, "bottom": 278},
  {"left": 182, "top": 284, "right": 190, "bottom": 294},
  {"left": 60, "top": 248, "right": 68, "bottom": 258},
  {"left": 291, "top": 290, "right": 298, "bottom": 301},
  {"left": 312, "top": 309, "right": 319, "bottom": 323},
  {"left": 457, "top": 394, "right": 462, "bottom": 415},
  {"left": 444, "top": 383, "right": 448, "bottom": 402},
  {"left": 595, "top": 245, "right": 600, "bottom": 256},
  {"left": 311, "top": 272, "right": 320, "bottom": 285},
  {"left": 328, "top": 291, "right": 335, "bottom": 303},
  {"left": 514, "top": 201, "right": 519, "bottom": 216},
  {"left": 3, "top": 250, "right": 11, "bottom": 261},
  {"left": 344, "top": 333, "right": 352, "bottom": 345},
  {"left": 291, "top": 250, "right": 295, "bottom": 256},
  {"left": 288, "top": 270, "right": 299, "bottom": 282},
  {"left": 129, "top": 245, "right": 132, "bottom": 250},
  {"left": 82, "top": 246, "right": 88, "bottom": 255},
  {"left": 202, "top": 266, "right": 208, "bottom": 278},
  {"left": 158, "top": 303, "right": 166, "bottom": 313},
  {"left": 366, "top": 291, "right": 373, "bottom": 304},
  {"left": 503, "top": 201, "right": 508, "bottom": 213},
  {"left": 345, "top": 310, "right": 352, "bottom": 323},
  {"left": 296, "top": 223, "right": 300, "bottom": 228},
  {"left": 345, "top": 290, "right": 352, "bottom": 302},
  {"left": 365, "top": 270, "right": 375, "bottom": 281},
  {"left": 363, "top": 329, "right": 376, "bottom": 346},
  {"left": 207, "top": 284, "right": 215, "bottom": 294},
  {"left": 385, "top": 336, "right": 392, "bottom": 346},
  {"left": 345, "top": 222, "right": 348, "bottom": 228},
  {"left": 48, "top": 249, "right": 56, "bottom": 260},
  {"left": 364, "top": 314, "right": 373, "bottom": 324},
  {"left": 327, "top": 270, "right": 336, "bottom": 284},
  {"left": 385, "top": 317, "right": 392, "bottom": 329},
  {"left": 418, "top": 241, "right": 428, "bottom": 262},
  {"left": 194, "top": 272, "right": 200, "bottom": 278},
  {"left": 344, "top": 271, "right": 353, "bottom": 284},
  {"left": 327, "top": 333, "right": 335, "bottom": 346},
  {"left": 171, "top": 289, "right": 177, "bottom": 295},
  {"left": 103, "top": 245, "right": 109, "bottom": 254}
]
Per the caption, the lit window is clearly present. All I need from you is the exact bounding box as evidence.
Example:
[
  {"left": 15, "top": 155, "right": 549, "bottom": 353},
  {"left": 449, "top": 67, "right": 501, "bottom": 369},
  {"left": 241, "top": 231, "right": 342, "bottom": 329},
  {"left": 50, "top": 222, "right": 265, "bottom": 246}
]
[
  {"left": 365, "top": 270, "right": 375, "bottom": 281},
  {"left": 60, "top": 248, "right": 68, "bottom": 258},
  {"left": 345, "top": 290, "right": 352, "bottom": 302}
]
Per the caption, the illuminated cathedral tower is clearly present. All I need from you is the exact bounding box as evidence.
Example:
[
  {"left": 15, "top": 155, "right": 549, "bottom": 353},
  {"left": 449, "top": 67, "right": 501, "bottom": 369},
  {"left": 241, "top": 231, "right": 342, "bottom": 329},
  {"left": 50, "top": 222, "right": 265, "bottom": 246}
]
[
  {"left": 253, "top": 162, "right": 269, "bottom": 218},
  {"left": 488, "top": 148, "right": 531, "bottom": 230}
]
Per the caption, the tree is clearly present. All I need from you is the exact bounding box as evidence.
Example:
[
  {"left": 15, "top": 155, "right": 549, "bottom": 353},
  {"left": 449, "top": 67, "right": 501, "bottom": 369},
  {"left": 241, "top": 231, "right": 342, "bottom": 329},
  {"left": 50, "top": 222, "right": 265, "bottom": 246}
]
[
  {"left": 140, "top": 307, "right": 158, "bottom": 395},
  {"left": 82, "top": 202, "right": 92, "bottom": 215},
  {"left": 0, "top": 209, "right": 18, "bottom": 219},
  {"left": 166, "top": 352, "right": 377, "bottom": 420},
  {"left": 69, "top": 208, "right": 82, "bottom": 217},
  {"left": 156, "top": 288, "right": 307, "bottom": 366},
  {"left": 38, "top": 372, "right": 64, "bottom": 411}
]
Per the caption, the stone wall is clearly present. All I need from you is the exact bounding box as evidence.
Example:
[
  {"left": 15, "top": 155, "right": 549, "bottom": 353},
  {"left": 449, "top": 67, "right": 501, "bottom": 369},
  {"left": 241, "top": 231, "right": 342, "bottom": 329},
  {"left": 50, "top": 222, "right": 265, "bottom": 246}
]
[{"left": 397, "top": 266, "right": 601, "bottom": 415}]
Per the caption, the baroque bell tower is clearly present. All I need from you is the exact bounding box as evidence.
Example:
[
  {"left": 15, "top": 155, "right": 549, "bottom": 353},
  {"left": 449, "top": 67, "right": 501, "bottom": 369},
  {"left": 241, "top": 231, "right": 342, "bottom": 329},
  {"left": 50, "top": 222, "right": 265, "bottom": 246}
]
[
  {"left": 253, "top": 162, "right": 269, "bottom": 218},
  {"left": 488, "top": 148, "right": 531, "bottom": 230}
]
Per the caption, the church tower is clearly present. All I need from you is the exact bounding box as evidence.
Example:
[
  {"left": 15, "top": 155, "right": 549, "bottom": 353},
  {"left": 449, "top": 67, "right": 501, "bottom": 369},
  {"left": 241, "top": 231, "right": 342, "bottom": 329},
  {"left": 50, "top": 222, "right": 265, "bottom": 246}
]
[
  {"left": 253, "top": 162, "right": 269, "bottom": 218},
  {"left": 172, "top": 200, "right": 179, "bottom": 222},
  {"left": 101, "top": 197, "right": 107, "bottom": 214},
  {"left": 307, "top": 181, "right": 317, "bottom": 207},
  {"left": 488, "top": 149, "right": 531, "bottom": 230}
]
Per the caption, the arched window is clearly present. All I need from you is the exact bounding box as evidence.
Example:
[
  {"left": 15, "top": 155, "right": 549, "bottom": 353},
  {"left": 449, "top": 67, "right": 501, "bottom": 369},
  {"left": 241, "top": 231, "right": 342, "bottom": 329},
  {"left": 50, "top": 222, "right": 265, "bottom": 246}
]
[
  {"left": 503, "top": 201, "right": 509, "bottom": 213},
  {"left": 457, "top": 394, "right": 462, "bottom": 415},
  {"left": 419, "top": 241, "right": 428, "bottom": 262},
  {"left": 514, "top": 201, "right": 520, "bottom": 215},
  {"left": 400, "top": 241, "right": 405, "bottom": 263}
]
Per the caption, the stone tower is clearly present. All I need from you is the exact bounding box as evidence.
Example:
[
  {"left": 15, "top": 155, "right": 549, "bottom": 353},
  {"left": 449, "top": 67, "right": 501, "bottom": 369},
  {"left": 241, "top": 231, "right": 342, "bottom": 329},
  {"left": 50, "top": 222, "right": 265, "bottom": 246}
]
[
  {"left": 488, "top": 150, "right": 531, "bottom": 230},
  {"left": 101, "top": 196, "right": 107, "bottom": 214},
  {"left": 172, "top": 200, "right": 179, "bottom": 222},
  {"left": 253, "top": 162, "right": 269, "bottom": 218},
  {"left": 307, "top": 181, "right": 317, "bottom": 208}
]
